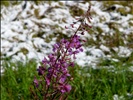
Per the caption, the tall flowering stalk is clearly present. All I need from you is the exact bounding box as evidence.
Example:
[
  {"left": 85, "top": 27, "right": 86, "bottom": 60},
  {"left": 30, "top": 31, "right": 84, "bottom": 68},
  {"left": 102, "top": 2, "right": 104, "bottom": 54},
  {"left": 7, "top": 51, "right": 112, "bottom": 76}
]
[{"left": 30, "top": 5, "right": 92, "bottom": 100}]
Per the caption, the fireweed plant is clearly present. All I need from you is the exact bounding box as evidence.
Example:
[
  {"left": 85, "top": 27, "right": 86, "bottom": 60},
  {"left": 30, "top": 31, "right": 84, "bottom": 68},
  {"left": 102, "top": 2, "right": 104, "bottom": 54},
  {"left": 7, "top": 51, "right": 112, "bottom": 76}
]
[{"left": 30, "top": 5, "right": 92, "bottom": 100}]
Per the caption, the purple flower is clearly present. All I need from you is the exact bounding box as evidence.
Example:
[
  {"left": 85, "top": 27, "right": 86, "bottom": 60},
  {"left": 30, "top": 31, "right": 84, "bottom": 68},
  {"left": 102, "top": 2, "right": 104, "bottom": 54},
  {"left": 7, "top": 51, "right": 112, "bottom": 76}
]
[
  {"left": 42, "top": 57, "right": 48, "bottom": 64},
  {"left": 73, "top": 50, "right": 79, "bottom": 54},
  {"left": 48, "top": 67, "right": 53, "bottom": 73},
  {"left": 68, "top": 48, "right": 73, "bottom": 55},
  {"left": 59, "top": 84, "right": 72, "bottom": 93},
  {"left": 63, "top": 62, "right": 69, "bottom": 68},
  {"left": 32, "top": 5, "right": 92, "bottom": 99},
  {"left": 46, "top": 77, "right": 50, "bottom": 86},
  {"left": 37, "top": 66, "right": 46, "bottom": 76},
  {"left": 53, "top": 43, "right": 60, "bottom": 52},
  {"left": 79, "top": 48, "right": 83, "bottom": 52},
  {"left": 61, "top": 38, "right": 67, "bottom": 43},
  {"left": 34, "top": 78, "right": 39, "bottom": 87},
  {"left": 69, "top": 62, "right": 75, "bottom": 67},
  {"left": 64, "top": 84, "right": 71, "bottom": 92},
  {"left": 48, "top": 53, "right": 55, "bottom": 61},
  {"left": 59, "top": 77, "right": 66, "bottom": 83}
]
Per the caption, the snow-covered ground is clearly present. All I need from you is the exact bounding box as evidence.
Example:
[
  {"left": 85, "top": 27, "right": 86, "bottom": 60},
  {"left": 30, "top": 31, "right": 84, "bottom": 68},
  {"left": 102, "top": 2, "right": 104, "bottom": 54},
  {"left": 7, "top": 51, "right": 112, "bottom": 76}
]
[{"left": 1, "top": 1, "right": 133, "bottom": 69}]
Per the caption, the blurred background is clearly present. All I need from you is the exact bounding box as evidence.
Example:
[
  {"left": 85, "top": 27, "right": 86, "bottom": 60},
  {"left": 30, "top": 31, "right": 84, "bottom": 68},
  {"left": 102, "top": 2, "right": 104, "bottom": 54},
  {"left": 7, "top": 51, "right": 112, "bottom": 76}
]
[
  {"left": 1, "top": 1, "right": 133, "bottom": 100},
  {"left": 1, "top": 0, "right": 133, "bottom": 67}
]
